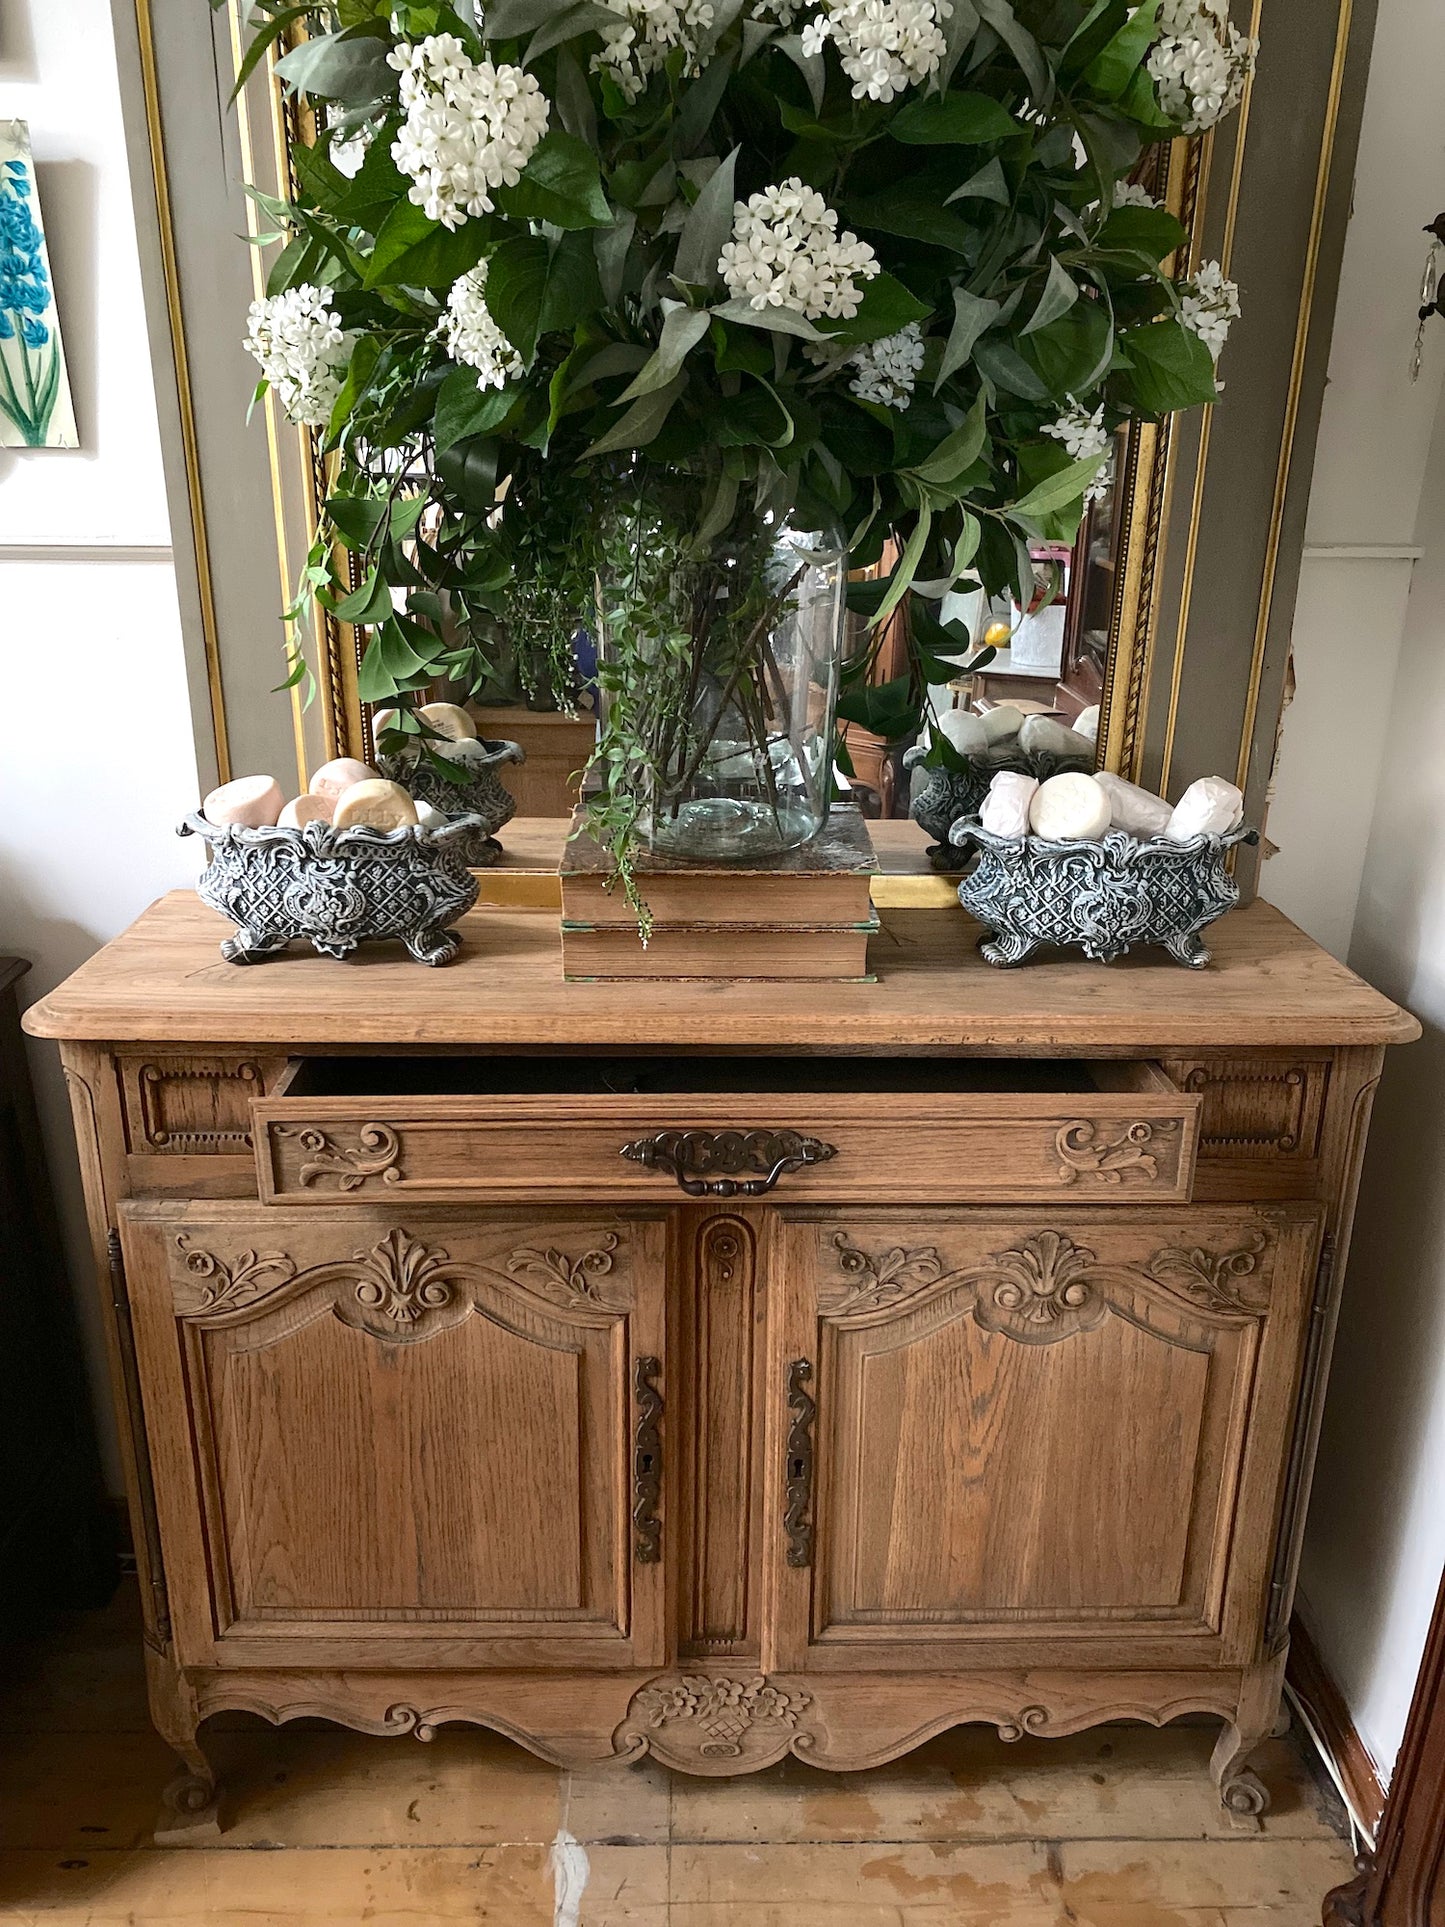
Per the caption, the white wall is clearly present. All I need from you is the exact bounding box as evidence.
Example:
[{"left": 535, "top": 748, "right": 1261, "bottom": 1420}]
[
  {"left": 1261, "top": 0, "right": 1445, "bottom": 1793},
  {"left": 0, "top": 0, "right": 200, "bottom": 1486}
]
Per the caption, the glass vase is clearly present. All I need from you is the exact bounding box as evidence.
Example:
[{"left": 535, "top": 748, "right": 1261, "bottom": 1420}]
[{"left": 595, "top": 471, "right": 847, "bottom": 863}]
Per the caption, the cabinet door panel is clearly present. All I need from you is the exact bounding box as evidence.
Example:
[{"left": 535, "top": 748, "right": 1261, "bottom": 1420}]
[
  {"left": 119, "top": 1201, "right": 668, "bottom": 1671},
  {"left": 773, "top": 1207, "right": 1320, "bottom": 1671}
]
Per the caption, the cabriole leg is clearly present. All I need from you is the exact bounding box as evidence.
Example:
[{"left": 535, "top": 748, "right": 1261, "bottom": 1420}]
[
  {"left": 1211, "top": 1654, "right": 1286, "bottom": 1828},
  {"left": 148, "top": 1652, "right": 222, "bottom": 1846}
]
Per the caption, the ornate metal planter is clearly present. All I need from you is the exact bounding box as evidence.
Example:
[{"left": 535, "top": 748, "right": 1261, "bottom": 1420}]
[
  {"left": 180, "top": 811, "right": 486, "bottom": 965},
  {"left": 950, "top": 819, "right": 1258, "bottom": 968},
  {"left": 906, "top": 742, "right": 1093, "bottom": 866},
  {"left": 378, "top": 737, "right": 524, "bottom": 868}
]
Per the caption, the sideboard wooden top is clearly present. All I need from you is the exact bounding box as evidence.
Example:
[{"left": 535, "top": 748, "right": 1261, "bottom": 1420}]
[{"left": 23, "top": 882, "right": 1418, "bottom": 1052}]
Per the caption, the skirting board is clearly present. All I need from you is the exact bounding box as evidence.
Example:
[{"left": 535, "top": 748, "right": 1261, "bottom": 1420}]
[{"left": 1288, "top": 1611, "right": 1388, "bottom": 1842}]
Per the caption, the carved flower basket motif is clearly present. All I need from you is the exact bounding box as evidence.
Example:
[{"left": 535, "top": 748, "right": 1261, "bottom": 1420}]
[
  {"left": 180, "top": 811, "right": 486, "bottom": 966},
  {"left": 951, "top": 820, "right": 1259, "bottom": 968},
  {"left": 378, "top": 737, "right": 524, "bottom": 868}
]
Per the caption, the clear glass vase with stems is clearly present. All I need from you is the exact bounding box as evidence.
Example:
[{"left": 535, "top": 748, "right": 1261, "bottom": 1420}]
[{"left": 594, "top": 464, "right": 847, "bottom": 865}]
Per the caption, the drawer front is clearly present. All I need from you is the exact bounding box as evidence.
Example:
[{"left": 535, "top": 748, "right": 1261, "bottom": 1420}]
[{"left": 253, "top": 1081, "right": 1202, "bottom": 1207}]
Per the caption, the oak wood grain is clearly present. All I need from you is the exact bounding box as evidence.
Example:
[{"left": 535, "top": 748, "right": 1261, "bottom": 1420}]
[{"left": 23, "top": 891, "right": 1417, "bottom": 1049}]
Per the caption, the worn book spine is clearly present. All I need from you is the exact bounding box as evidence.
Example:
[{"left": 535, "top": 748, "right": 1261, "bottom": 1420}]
[{"left": 560, "top": 921, "right": 878, "bottom": 981}]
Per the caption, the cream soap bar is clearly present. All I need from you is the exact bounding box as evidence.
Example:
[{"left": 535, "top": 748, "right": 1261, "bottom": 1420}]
[{"left": 203, "top": 775, "right": 283, "bottom": 828}]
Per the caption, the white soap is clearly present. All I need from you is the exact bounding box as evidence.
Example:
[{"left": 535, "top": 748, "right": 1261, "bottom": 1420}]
[
  {"left": 437, "top": 735, "right": 492, "bottom": 768},
  {"left": 1096, "top": 771, "right": 1172, "bottom": 838},
  {"left": 1073, "top": 703, "right": 1101, "bottom": 743},
  {"left": 309, "top": 757, "right": 379, "bottom": 808},
  {"left": 278, "top": 793, "right": 333, "bottom": 830},
  {"left": 1028, "top": 771, "right": 1111, "bottom": 842},
  {"left": 371, "top": 707, "right": 399, "bottom": 741},
  {"left": 979, "top": 771, "right": 1038, "bottom": 838},
  {"left": 414, "top": 799, "right": 448, "bottom": 832},
  {"left": 203, "top": 774, "right": 283, "bottom": 829},
  {"left": 416, "top": 701, "right": 478, "bottom": 742},
  {"left": 1018, "top": 714, "right": 1097, "bottom": 763},
  {"left": 935, "top": 707, "right": 988, "bottom": 757},
  {"left": 1164, "top": 775, "right": 1245, "bottom": 842},
  {"left": 979, "top": 703, "right": 1025, "bottom": 745},
  {"left": 331, "top": 778, "right": 420, "bottom": 832}
]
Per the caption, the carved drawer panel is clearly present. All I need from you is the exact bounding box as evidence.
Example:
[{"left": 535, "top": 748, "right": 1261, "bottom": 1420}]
[
  {"left": 121, "top": 1055, "right": 288, "bottom": 1154},
  {"left": 251, "top": 1056, "right": 1203, "bottom": 1206},
  {"left": 1159, "top": 1058, "right": 1328, "bottom": 1161}
]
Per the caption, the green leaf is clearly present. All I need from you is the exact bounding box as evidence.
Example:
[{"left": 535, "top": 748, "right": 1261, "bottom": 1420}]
[
  {"left": 774, "top": 32, "right": 826, "bottom": 113},
  {"left": 1022, "top": 257, "right": 1079, "bottom": 336},
  {"left": 974, "top": 0, "right": 1052, "bottom": 104},
  {"left": 711, "top": 298, "right": 826, "bottom": 341},
  {"left": 618, "top": 305, "right": 712, "bottom": 401},
  {"left": 435, "top": 435, "right": 501, "bottom": 510},
  {"left": 1120, "top": 319, "right": 1218, "bottom": 413},
  {"left": 836, "top": 674, "right": 919, "bottom": 742},
  {"left": 674, "top": 147, "right": 738, "bottom": 289},
  {"left": 326, "top": 493, "right": 388, "bottom": 547},
  {"left": 484, "top": 0, "right": 569, "bottom": 32},
  {"left": 496, "top": 128, "right": 610, "bottom": 230},
  {"left": 1010, "top": 450, "right": 1107, "bottom": 520},
  {"left": 1082, "top": 0, "right": 1159, "bottom": 99},
  {"left": 944, "top": 156, "right": 1009, "bottom": 206},
  {"left": 553, "top": 44, "right": 599, "bottom": 146},
  {"left": 939, "top": 0, "right": 982, "bottom": 86},
  {"left": 1024, "top": 297, "right": 1115, "bottom": 396},
  {"left": 818, "top": 272, "right": 932, "bottom": 347},
  {"left": 936, "top": 287, "right": 999, "bottom": 388},
  {"left": 229, "top": 6, "right": 311, "bottom": 101},
  {"left": 847, "top": 191, "right": 976, "bottom": 251},
  {"left": 582, "top": 373, "right": 686, "bottom": 458},
  {"left": 873, "top": 501, "right": 932, "bottom": 628},
  {"left": 1060, "top": 0, "right": 1130, "bottom": 76},
  {"left": 333, "top": 567, "right": 395, "bottom": 624},
  {"left": 273, "top": 29, "right": 397, "bottom": 105},
  {"left": 910, "top": 393, "right": 988, "bottom": 487},
  {"left": 1095, "top": 204, "right": 1189, "bottom": 263},
  {"left": 714, "top": 381, "right": 794, "bottom": 448},
  {"left": 486, "top": 231, "right": 602, "bottom": 362},
  {"left": 523, "top": 0, "right": 618, "bottom": 64},
  {"left": 433, "top": 367, "right": 520, "bottom": 452},
  {"left": 890, "top": 91, "right": 1020, "bottom": 145},
  {"left": 974, "top": 336, "right": 1051, "bottom": 400}
]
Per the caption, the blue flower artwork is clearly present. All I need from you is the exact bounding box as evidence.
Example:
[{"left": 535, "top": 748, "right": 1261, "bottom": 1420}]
[{"left": 0, "top": 121, "right": 77, "bottom": 448}]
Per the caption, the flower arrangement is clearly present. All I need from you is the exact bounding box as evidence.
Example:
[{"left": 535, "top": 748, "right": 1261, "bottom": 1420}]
[
  {"left": 232, "top": 0, "right": 1251, "bottom": 910},
  {"left": 0, "top": 149, "right": 65, "bottom": 446}
]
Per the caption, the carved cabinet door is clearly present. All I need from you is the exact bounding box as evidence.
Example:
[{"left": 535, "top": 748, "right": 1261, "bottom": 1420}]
[
  {"left": 117, "top": 1201, "right": 669, "bottom": 1673},
  {"left": 767, "top": 1206, "right": 1322, "bottom": 1673}
]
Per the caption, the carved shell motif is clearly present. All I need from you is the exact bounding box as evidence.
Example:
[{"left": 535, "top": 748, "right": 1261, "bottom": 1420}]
[{"left": 975, "top": 1231, "right": 1106, "bottom": 1342}]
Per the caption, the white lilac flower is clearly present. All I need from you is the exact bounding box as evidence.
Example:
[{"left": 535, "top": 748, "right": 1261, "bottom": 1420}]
[
  {"left": 388, "top": 34, "right": 549, "bottom": 228},
  {"left": 749, "top": 0, "right": 813, "bottom": 19},
  {"left": 437, "top": 262, "right": 524, "bottom": 389},
  {"left": 719, "top": 178, "right": 880, "bottom": 320},
  {"left": 1147, "top": 0, "right": 1258, "bottom": 133},
  {"left": 848, "top": 322, "right": 925, "bottom": 408},
  {"left": 1114, "top": 181, "right": 1160, "bottom": 210},
  {"left": 243, "top": 284, "right": 350, "bottom": 426},
  {"left": 593, "top": 0, "right": 717, "bottom": 102},
  {"left": 1178, "top": 260, "right": 1240, "bottom": 359},
  {"left": 801, "top": 0, "right": 952, "bottom": 104},
  {"left": 1042, "top": 398, "right": 1111, "bottom": 502}
]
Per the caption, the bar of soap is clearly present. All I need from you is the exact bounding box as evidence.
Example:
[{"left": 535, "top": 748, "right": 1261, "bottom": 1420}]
[
  {"left": 1096, "top": 771, "right": 1172, "bottom": 837},
  {"left": 371, "top": 707, "right": 399, "bottom": 741},
  {"left": 936, "top": 708, "right": 988, "bottom": 757},
  {"left": 1028, "top": 771, "right": 1111, "bottom": 842},
  {"left": 417, "top": 701, "right": 478, "bottom": 742},
  {"left": 414, "top": 799, "right": 449, "bottom": 832},
  {"left": 1164, "top": 775, "right": 1245, "bottom": 841},
  {"left": 278, "top": 793, "right": 333, "bottom": 830},
  {"left": 980, "top": 771, "right": 1038, "bottom": 838},
  {"left": 1073, "top": 704, "right": 1101, "bottom": 743},
  {"left": 1019, "top": 714, "right": 1097, "bottom": 762},
  {"left": 331, "top": 778, "right": 420, "bottom": 832},
  {"left": 309, "top": 757, "right": 378, "bottom": 808},
  {"left": 979, "top": 703, "right": 1025, "bottom": 745},
  {"left": 203, "top": 774, "right": 283, "bottom": 828}
]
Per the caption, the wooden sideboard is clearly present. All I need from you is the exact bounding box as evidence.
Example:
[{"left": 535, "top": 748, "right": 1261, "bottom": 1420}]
[{"left": 23, "top": 842, "right": 1417, "bottom": 1841}]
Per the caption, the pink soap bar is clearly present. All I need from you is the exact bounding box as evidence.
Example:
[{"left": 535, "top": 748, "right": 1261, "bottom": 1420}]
[
  {"left": 203, "top": 774, "right": 283, "bottom": 828},
  {"left": 278, "top": 793, "right": 333, "bottom": 830},
  {"left": 309, "top": 757, "right": 378, "bottom": 807}
]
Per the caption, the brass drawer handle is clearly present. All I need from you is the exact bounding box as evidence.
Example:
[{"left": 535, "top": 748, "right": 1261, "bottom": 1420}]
[
  {"left": 783, "top": 1358, "right": 816, "bottom": 1569},
  {"left": 620, "top": 1129, "right": 838, "bottom": 1198},
  {"left": 632, "top": 1355, "right": 663, "bottom": 1564}
]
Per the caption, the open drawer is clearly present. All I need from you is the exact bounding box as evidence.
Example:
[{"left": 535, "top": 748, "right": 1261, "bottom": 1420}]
[{"left": 252, "top": 1054, "right": 1203, "bottom": 1206}]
